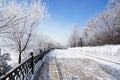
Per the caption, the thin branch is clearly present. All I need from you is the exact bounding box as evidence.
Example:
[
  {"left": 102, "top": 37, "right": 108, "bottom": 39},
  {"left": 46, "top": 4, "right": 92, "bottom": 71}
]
[{"left": 0, "top": 15, "right": 16, "bottom": 29}]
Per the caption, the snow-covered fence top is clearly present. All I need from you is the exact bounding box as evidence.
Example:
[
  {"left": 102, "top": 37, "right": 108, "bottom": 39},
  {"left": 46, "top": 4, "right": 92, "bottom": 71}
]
[{"left": 0, "top": 49, "right": 52, "bottom": 80}]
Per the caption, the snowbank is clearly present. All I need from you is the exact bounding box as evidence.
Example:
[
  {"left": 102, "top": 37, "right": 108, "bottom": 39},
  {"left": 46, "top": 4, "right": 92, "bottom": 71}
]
[{"left": 69, "top": 45, "right": 120, "bottom": 63}]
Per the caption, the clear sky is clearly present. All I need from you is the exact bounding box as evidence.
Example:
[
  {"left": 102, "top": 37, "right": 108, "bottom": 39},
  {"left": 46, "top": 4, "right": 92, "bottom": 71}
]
[{"left": 38, "top": 0, "right": 108, "bottom": 44}]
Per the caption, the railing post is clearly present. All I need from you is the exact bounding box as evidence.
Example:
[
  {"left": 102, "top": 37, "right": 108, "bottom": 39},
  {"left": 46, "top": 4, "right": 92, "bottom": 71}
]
[
  {"left": 0, "top": 67, "right": 1, "bottom": 76},
  {"left": 0, "top": 67, "right": 3, "bottom": 77},
  {"left": 39, "top": 50, "right": 42, "bottom": 53},
  {"left": 30, "top": 52, "right": 34, "bottom": 74}
]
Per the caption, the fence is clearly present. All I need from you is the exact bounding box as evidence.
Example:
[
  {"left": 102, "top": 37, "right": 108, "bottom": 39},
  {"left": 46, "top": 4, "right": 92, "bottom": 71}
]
[{"left": 0, "top": 49, "right": 52, "bottom": 80}]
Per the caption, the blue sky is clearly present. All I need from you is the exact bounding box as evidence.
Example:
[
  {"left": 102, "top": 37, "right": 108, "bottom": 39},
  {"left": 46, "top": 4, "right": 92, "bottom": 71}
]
[{"left": 38, "top": 0, "right": 108, "bottom": 44}]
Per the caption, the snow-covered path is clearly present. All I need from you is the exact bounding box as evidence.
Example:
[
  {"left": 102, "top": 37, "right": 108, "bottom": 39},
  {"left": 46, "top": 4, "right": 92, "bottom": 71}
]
[
  {"left": 34, "top": 49, "right": 120, "bottom": 80},
  {"left": 49, "top": 49, "right": 120, "bottom": 70}
]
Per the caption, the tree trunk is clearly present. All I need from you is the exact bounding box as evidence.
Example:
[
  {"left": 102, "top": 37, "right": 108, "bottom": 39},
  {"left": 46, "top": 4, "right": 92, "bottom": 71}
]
[{"left": 18, "top": 52, "right": 22, "bottom": 64}]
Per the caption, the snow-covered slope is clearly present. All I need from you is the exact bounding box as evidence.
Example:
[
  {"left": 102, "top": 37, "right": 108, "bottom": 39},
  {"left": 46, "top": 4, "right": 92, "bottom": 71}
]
[{"left": 69, "top": 45, "right": 120, "bottom": 63}]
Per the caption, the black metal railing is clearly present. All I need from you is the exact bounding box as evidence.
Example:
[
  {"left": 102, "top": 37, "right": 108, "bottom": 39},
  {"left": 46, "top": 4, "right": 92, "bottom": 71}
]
[{"left": 0, "top": 49, "right": 52, "bottom": 80}]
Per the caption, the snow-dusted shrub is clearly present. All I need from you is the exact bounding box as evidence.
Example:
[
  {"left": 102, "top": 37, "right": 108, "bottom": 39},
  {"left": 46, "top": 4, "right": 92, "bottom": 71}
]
[{"left": 0, "top": 53, "right": 12, "bottom": 76}]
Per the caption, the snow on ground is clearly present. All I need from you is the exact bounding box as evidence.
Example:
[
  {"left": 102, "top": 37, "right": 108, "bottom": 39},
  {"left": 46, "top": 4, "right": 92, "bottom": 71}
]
[
  {"left": 3, "top": 45, "right": 119, "bottom": 68},
  {"left": 2, "top": 45, "right": 120, "bottom": 79},
  {"left": 36, "top": 57, "right": 112, "bottom": 80},
  {"left": 69, "top": 45, "right": 120, "bottom": 64},
  {"left": 36, "top": 49, "right": 120, "bottom": 80},
  {"left": 48, "top": 49, "right": 120, "bottom": 69},
  {"left": 48, "top": 49, "right": 86, "bottom": 58}
]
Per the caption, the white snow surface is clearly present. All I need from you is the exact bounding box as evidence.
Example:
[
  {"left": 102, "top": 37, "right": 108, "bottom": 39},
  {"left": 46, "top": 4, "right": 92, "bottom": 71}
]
[
  {"left": 2, "top": 45, "right": 120, "bottom": 68},
  {"left": 2, "top": 45, "right": 120, "bottom": 80},
  {"left": 48, "top": 48, "right": 120, "bottom": 69},
  {"left": 47, "top": 49, "right": 120, "bottom": 80},
  {"left": 48, "top": 49, "right": 86, "bottom": 58},
  {"left": 69, "top": 45, "right": 120, "bottom": 64}
]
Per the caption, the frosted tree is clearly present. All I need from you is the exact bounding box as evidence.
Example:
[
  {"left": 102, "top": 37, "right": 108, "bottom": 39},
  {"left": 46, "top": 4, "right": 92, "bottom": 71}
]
[
  {"left": 0, "top": 0, "right": 24, "bottom": 33},
  {"left": 1, "top": 0, "right": 48, "bottom": 64},
  {"left": 69, "top": 25, "right": 80, "bottom": 47},
  {"left": 34, "top": 34, "right": 55, "bottom": 51},
  {"left": 82, "top": 0, "right": 120, "bottom": 46}
]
